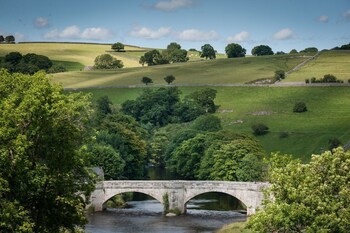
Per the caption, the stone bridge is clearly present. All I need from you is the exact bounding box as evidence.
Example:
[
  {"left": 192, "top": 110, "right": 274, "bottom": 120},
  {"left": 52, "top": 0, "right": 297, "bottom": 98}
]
[{"left": 90, "top": 180, "right": 269, "bottom": 215}]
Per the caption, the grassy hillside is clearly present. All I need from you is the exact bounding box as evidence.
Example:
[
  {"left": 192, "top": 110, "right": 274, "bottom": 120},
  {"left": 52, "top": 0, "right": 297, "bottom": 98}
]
[
  {"left": 286, "top": 50, "right": 350, "bottom": 82},
  {"left": 77, "top": 86, "right": 350, "bottom": 161},
  {"left": 0, "top": 42, "right": 146, "bottom": 68},
  {"left": 52, "top": 54, "right": 307, "bottom": 88}
]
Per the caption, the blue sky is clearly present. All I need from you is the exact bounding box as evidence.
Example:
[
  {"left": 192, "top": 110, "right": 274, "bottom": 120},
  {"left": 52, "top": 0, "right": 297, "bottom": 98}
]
[{"left": 1, "top": 0, "right": 349, "bottom": 53}]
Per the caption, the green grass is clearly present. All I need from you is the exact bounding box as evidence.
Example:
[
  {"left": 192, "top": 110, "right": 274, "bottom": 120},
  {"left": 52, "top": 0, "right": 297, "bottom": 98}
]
[
  {"left": 52, "top": 60, "right": 84, "bottom": 71},
  {"left": 286, "top": 50, "right": 350, "bottom": 82},
  {"left": 0, "top": 42, "right": 145, "bottom": 68},
  {"left": 77, "top": 86, "right": 350, "bottom": 162},
  {"left": 52, "top": 54, "right": 307, "bottom": 88},
  {"left": 216, "top": 221, "right": 250, "bottom": 233}
]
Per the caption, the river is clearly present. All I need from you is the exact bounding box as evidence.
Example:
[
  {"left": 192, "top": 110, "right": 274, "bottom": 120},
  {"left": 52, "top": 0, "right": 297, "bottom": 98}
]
[{"left": 85, "top": 168, "right": 247, "bottom": 232}]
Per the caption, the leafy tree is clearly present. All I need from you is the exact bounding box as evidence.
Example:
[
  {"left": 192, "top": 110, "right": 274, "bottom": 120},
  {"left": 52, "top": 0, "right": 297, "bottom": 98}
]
[
  {"left": 248, "top": 148, "right": 350, "bottom": 232},
  {"left": 274, "top": 70, "right": 285, "bottom": 80},
  {"left": 252, "top": 123, "right": 269, "bottom": 135},
  {"left": 88, "top": 143, "right": 125, "bottom": 180},
  {"left": 186, "top": 88, "right": 219, "bottom": 113},
  {"left": 225, "top": 43, "right": 246, "bottom": 58},
  {"left": 251, "top": 45, "right": 274, "bottom": 56},
  {"left": 322, "top": 74, "right": 337, "bottom": 82},
  {"left": 190, "top": 114, "right": 222, "bottom": 132},
  {"left": 0, "top": 69, "right": 95, "bottom": 232},
  {"left": 47, "top": 63, "right": 66, "bottom": 73},
  {"left": 4, "top": 51, "right": 22, "bottom": 65},
  {"left": 293, "top": 102, "right": 307, "bottom": 112},
  {"left": 94, "top": 54, "right": 123, "bottom": 69},
  {"left": 139, "top": 56, "right": 146, "bottom": 66},
  {"left": 300, "top": 47, "right": 318, "bottom": 53},
  {"left": 0, "top": 35, "right": 4, "bottom": 43},
  {"left": 189, "top": 48, "right": 197, "bottom": 51},
  {"left": 5, "top": 35, "right": 15, "bottom": 43},
  {"left": 141, "top": 76, "right": 153, "bottom": 85},
  {"left": 95, "top": 96, "right": 113, "bottom": 123},
  {"left": 289, "top": 49, "right": 298, "bottom": 54},
  {"left": 142, "top": 49, "right": 169, "bottom": 66},
  {"left": 164, "top": 75, "right": 176, "bottom": 84},
  {"left": 111, "top": 42, "right": 124, "bottom": 52},
  {"left": 275, "top": 51, "right": 285, "bottom": 55},
  {"left": 162, "top": 42, "right": 188, "bottom": 63},
  {"left": 167, "top": 42, "right": 181, "bottom": 50},
  {"left": 200, "top": 44, "right": 216, "bottom": 59}
]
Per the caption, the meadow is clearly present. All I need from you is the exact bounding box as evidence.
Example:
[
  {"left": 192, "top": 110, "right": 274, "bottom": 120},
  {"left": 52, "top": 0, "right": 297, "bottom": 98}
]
[
  {"left": 79, "top": 85, "right": 350, "bottom": 162},
  {"left": 51, "top": 54, "right": 307, "bottom": 88}
]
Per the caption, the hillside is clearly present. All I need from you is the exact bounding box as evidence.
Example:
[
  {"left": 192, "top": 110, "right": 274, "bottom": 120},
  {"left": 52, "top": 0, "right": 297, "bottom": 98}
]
[
  {"left": 52, "top": 54, "right": 308, "bottom": 88},
  {"left": 286, "top": 50, "right": 350, "bottom": 82}
]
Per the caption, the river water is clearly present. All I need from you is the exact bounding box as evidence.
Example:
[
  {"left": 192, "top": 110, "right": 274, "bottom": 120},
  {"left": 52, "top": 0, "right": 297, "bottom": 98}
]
[{"left": 86, "top": 194, "right": 247, "bottom": 233}]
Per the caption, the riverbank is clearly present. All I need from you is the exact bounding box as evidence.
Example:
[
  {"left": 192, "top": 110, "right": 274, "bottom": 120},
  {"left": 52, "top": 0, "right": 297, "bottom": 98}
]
[{"left": 216, "top": 221, "right": 251, "bottom": 233}]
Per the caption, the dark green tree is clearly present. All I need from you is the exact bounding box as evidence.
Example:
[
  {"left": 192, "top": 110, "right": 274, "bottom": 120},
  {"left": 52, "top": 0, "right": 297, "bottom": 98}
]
[
  {"left": 141, "top": 76, "right": 153, "bottom": 85},
  {"left": 252, "top": 123, "right": 269, "bottom": 135},
  {"left": 186, "top": 88, "right": 219, "bottom": 113},
  {"left": 0, "top": 35, "right": 4, "bottom": 43},
  {"left": 289, "top": 49, "right": 298, "bottom": 54},
  {"left": 293, "top": 102, "right": 307, "bottom": 113},
  {"left": 143, "top": 49, "right": 169, "bottom": 66},
  {"left": 5, "top": 35, "right": 15, "bottom": 43},
  {"left": 164, "top": 75, "right": 176, "bottom": 84},
  {"left": 200, "top": 44, "right": 216, "bottom": 59},
  {"left": 162, "top": 42, "right": 188, "bottom": 63},
  {"left": 0, "top": 69, "right": 95, "bottom": 232},
  {"left": 166, "top": 42, "right": 181, "bottom": 50},
  {"left": 274, "top": 70, "right": 285, "bottom": 80},
  {"left": 190, "top": 114, "right": 222, "bottom": 132},
  {"left": 251, "top": 45, "right": 274, "bottom": 56},
  {"left": 300, "top": 47, "right": 318, "bottom": 53},
  {"left": 139, "top": 56, "right": 146, "bottom": 66},
  {"left": 94, "top": 54, "right": 124, "bottom": 69},
  {"left": 111, "top": 42, "right": 125, "bottom": 52},
  {"left": 225, "top": 43, "right": 246, "bottom": 58}
]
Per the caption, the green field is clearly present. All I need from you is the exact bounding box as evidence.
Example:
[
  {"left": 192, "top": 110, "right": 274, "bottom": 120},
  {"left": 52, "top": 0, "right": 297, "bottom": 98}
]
[
  {"left": 286, "top": 50, "right": 350, "bottom": 82},
  {"left": 0, "top": 42, "right": 146, "bottom": 67},
  {"left": 77, "top": 86, "right": 350, "bottom": 161},
  {"left": 52, "top": 54, "right": 307, "bottom": 88}
]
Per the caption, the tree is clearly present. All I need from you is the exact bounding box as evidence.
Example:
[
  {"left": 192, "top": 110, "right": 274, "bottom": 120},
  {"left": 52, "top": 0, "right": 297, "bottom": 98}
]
[
  {"left": 2, "top": 52, "right": 53, "bottom": 74},
  {"left": 200, "top": 44, "right": 216, "bottom": 59},
  {"left": 293, "top": 102, "right": 307, "bottom": 112},
  {"left": 94, "top": 54, "right": 123, "bottom": 69},
  {"left": 143, "top": 49, "right": 169, "bottom": 66},
  {"left": 322, "top": 74, "right": 337, "bottom": 82},
  {"left": 0, "top": 35, "right": 4, "bottom": 43},
  {"left": 252, "top": 123, "right": 269, "bottom": 135},
  {"left": 190, "top": 114, "right": 222, "bottom": 132},
  {"left": 164, "top": 75, "right": 175, "bottom": 84},
  {"left": 289, "top": 49, "right": 298, "bottom": 54},
  {"left": 274, "top": 70, "right": 285, "bottom": 80},
  {"left": 139, "top": 56, "right": 146, "bottom": 66},
  {"left": 300, "top": 47, "right": 318, "bottom": 53},
  {"left": 225, "top": 43, "right": 246, "bottom": 58},
  {"left": 141, "top": 76, "right": 153, "bottom": 85},
  {"left": 5, "top": 35, "right": 15, "bottom": 43},
  {"left": 186, "top": 88, "right": 219, "bottom": 113},
  {"left": 111, "top": 42, "right": 125, "bottom": 52},
  {"left": 166, "top": 42, "right": 181, "bottom": 50},
  {"left": 0, "top": 69, "right": 95, "bottom": 232},
  {"left": 162, "top": 42, "right": 188, "bottom": 63},
  {"left": 248, "top": 148, "right": 350, "bottom": 232},
  {"left": 251, "top": 45, "right": 274, "bottom": 56}
]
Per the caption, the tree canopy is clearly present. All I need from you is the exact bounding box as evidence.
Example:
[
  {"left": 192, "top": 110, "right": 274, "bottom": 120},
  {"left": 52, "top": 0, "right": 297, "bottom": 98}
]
[
  {"left": 94, "top": 54, "right": 124, "bottom": 69},
  {"left": 200, "top": 44, "right": 216, "bottom": 59},
  {"left": 5, "top": 35, "right": 15, "bottom": 43},
  {"left": 111, "top": 42, "right": 125, "bottom": 52},
  {"left": 225, "top": 43, "right": 246, "bottom": 58},
  {"left": 251, "top": 45, "right": 274, "bottom": 56},
  {"left": 0, "top": 69, "right": 95, "bottom": 232},
  {"left": 248, "top": 148, "right": 350, "bottom": 232},
  {"left": 164, "top": 75, "right": 176, "bottom": 84}
]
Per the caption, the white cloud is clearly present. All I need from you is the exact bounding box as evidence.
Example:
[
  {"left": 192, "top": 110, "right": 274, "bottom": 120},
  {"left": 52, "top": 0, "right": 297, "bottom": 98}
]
[
  {"left": 273, "top": 28, "right": 294, "bottom": 40},
  {"left": 130, "top": 26, "right": 171, "bottom": 39},
  {"left": 35, "top": 17, "right": 49, "bottom": 28},
  {"left": 317, "top": 15, "right": 329, "bottom": 23},
  {"left": 178, "top": 29, "right": 218, "bottom": 41},
  {"left": 227, "top": 31, "right": 250, "bottom": 43},
  {"left": 44, "top": 25, "right": 113, "bottom": 40},
  {"left": 154, "top": 0, "right": 195, "bottom": 11}
]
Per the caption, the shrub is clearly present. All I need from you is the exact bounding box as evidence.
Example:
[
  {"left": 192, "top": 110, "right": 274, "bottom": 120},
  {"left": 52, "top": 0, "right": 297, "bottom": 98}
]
[
  {"left": 305, "top": 79, "right": 310, "bottom": 84},
  {"left": 293, "top": 102, "right": 307, "bottom": 113},
  {"left": 47, "top": 63, "right": 66, "bottom": 73},
  {"left": 310, "top": 77, "right": 316, "bottom": 83},
  {"left": 252, "top": 123, "right": 269, "bottom": 135},
  {"left": 274, "top": 70, "right": 285, "bottom": 81}
]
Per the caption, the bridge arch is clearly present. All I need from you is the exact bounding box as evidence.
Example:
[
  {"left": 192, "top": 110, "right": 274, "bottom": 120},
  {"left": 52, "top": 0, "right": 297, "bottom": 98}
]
[{"left": 103, "top": 189, "right": 164, "bottom": 206}]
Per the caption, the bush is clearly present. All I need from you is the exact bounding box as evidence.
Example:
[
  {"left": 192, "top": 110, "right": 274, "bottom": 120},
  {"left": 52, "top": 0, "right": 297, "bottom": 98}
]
[
  {"left": 94, "top": 54, "right": 124, "bottom": 69},
  {"left": 305, "top": 79, "right": 310, "bottom": 84},
  {"left": 293, "top": 102, "right": 307, "bottom": 113},
  {"left": 252, "top": 123, "right": 269, "bottom": 135},
  {"left": 274, "top": 70, "right": 285, "bottom": 81},
  {"left": 348, "top": 79, "right": 350, "bottom": 84},
  {"left": 47, "top": 63, "right": 66, "bottom": 73}
]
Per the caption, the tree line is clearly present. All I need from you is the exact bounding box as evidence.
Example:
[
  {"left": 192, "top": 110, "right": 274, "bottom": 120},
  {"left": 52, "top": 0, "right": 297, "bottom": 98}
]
[{"left": 0, "top": 35, "right": 15, "bottom": 43}]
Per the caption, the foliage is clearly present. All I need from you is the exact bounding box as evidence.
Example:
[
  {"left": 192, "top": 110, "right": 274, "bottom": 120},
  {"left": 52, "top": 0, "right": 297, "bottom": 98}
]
[
  {"left": 141, "top": 76, "right": 153, "bottom": 85},
  {"left": 251, "top": 45, "right": 274, "bottom": 56},
  {"left": 200, "top": 44, "right": 216, "bottom": 59},
  {"left": 47, "top": 63, "right": 66, "bottom": 73},
  {"left": 162, "top": 42, "right": 188, "bottom": 63},
  {"left": 225, "top": 43, "right": 246, "bottom": 58},
  {"left": 111, "top": 42, "right": 125, "bottom": 52},
  {"left": 293, "top": 102, "right": 307, "bottom": 113},
  {"left": 5, "top": 35, "right": 15, "bottom": 43},
  {"left": 141, "top": 49, "right": 169, "bottom": 66},
  {"left": 0, "top": 35, "right": 4, "bottom": 42},
  {"left": 328, "top": 137, "right": 342, "bottom": 151},
  {"left": 289, "top": 49, "right": 298, "bottom": 54},
  {"left": 300, "top": 47, "right": 318, "bottom": 53},
  {"left": 332, "top": 42, "right": 350, "bottom": 50},
  {"left": 163, "top": 193, "right": 169, "bottom": 214},
  {"left": 248, "top": 148, "right": 350, "bottom": 232},
  {"left": 274, "top": 70, "right": 285, "bottom": 80},
  {"left": 139, "top": 55, "right": 146, "bottom": 66},
  {"left": 87, "top": 143, "right": 125, "bottom": 180},
  {"left": 190, "top": 114, "right": 222, "bottom": 132},
  {"left": 164, "top": 74, "right": 176, "bottom": 84},
  {"left": 185, "top": 88, "right": 219, "bottom": 113},
  {"left": 94, "top": 54, "right": 123, "bottom": 69},
  {"left": 1, "top": 52, "right": 53, "bottom": 74},
  {"left": 251, "top": 123, "right": 269, "bottom": 135},
  {"left": 310, "top": 74, "right": 343, "bottom": 83},
  {"left": 275, "top": 51, "right": 285, "bottom": 55},
  {"left": 0, "top": 69, "right": 95, "bottom": 232}
]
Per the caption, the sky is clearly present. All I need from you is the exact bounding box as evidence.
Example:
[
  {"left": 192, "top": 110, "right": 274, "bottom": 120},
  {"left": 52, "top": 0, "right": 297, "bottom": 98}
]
[{"left": 1, "top": 0, "right": 349, "bottom": 53}]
